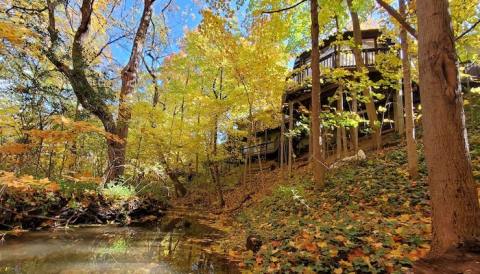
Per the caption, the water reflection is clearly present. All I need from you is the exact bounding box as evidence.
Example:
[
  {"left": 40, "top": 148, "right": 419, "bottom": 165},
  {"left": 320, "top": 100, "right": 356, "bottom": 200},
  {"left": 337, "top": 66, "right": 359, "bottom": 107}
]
[{"left": 0, "top": 218, "right": 238, "bottom": 274}]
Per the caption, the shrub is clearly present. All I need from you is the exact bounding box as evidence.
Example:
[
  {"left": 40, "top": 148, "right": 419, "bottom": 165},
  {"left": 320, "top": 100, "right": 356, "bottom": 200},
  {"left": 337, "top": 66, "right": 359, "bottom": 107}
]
[{"left": 102, "top": 179, "right": 136, "bottom": 200}]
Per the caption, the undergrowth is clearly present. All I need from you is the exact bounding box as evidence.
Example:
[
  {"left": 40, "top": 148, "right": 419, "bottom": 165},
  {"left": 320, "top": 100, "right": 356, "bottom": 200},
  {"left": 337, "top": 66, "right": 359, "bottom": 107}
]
[{"left": 229, "top": 92, "right": 480, "bottom": 273}]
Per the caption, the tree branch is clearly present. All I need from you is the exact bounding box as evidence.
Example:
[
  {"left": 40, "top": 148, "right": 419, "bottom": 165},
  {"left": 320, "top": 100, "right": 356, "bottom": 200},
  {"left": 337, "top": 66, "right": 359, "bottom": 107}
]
[
  {"left": 375, "top": 0, "right": 417, "bottom": 39},
  {"left": 45, "top": 0, "right": 70, "bottom": 75},
  {"left": 91, "top": 34, "right": 128, "bottom": 61},
  {"left": 5, "top": 5, "right": 48, "bottom": 15},
  {"left": 261, "top": 0, "right": 307, "bottom": 14},
  {"left": 161, "top": 0, "right": 173, "bottom": 13},
  {"left": 456, "top": 18, "right": 480, "bottom": 41}
]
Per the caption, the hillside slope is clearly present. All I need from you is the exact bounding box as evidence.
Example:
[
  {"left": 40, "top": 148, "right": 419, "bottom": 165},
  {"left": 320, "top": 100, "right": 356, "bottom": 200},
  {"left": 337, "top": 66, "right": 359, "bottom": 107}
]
[{"left": 213, "top": 90, "right": 480, "bottom": 273}]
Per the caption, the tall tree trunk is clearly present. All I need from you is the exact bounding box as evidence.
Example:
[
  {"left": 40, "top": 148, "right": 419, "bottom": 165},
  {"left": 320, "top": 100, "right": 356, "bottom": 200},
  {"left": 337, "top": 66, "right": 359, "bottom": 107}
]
[
  {"left": 347, "top": 0, "right": 381, "bottom": 150},
  {"left": 417, "top": 0, "right": 480, "bottom": 255},
  {"left": 46, "top": 0, "right": 156, "bottom": 182},
  {"left": 351, "top": 96, "right": 359, "bottom": 153},
  {"left": 210, "top": 68, "right": 225, "bottom": 207},
  {"left": 211, "top": 115, "right": 225, "bottom": 207},
  {"left": 310, "top": 0, "right": 326, "bottom": 186},
  {"left": 115, "top": 0, "right": 156, "bottom": 180},
  {"left": 280, "top": 95, "right": 286, "bottom": 175},
  {"left": 336, "top": 85, "right": 345, "bottom": 159},
  {"left": 334, "top": 17, "right": 346, "bottom": 158},
  {"left": 288, "top": 101, "right": 294, "bottom": 177},
  {"left": 399, "top": 0, "right": 419, "bottom": 179}
]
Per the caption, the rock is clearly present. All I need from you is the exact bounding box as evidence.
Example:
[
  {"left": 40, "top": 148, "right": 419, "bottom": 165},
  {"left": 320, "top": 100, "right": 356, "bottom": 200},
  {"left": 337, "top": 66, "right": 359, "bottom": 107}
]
[
  {"left": 357, "top": 149, "right": 366, "bottom": 160},
  {"left": 246, "top": 234, "right": 262, "bottom": 253}
]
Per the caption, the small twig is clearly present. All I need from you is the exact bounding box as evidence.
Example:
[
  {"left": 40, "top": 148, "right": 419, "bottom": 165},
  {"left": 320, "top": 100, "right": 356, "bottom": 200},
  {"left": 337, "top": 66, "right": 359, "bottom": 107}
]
[
  {"left": 91, "top": 34, "right": 128, "bottom": 61},
  {"left": 261, "top": 0, "right": 307, "bottom": 14},
  {"left": 456, "top": 19, "right": 480, "bottom": 41}
]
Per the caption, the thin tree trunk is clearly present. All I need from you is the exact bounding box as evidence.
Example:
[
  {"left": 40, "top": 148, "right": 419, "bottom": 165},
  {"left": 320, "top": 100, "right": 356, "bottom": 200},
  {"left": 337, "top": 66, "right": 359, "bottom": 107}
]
[
  {"left": 336, "top": 85, "right": 345, "bottom": 159},
  {"left": 334, "top": 18, "right": 346, "bottom": 159},
  {"left": 195, "top": 113, "right": 200, "bottom": 174},
  {"left": 115, "top": 0, "right": 156, "bottom": 181},
  {"left": 416, "top": 0, "right": 480, "bottom": 255},
  {"left": 347, "top": 0, "right": 381, "bottom": 150},
  {"left": 211, "top": 114, "right": 225, "bottom": 207},
  {"left": 47, "top": 147, "right": 55, "bottom": 179},
  {"left": 399, "top": 0, "right": 419, "bottom": 179},
  {"left": 351, "top": 96, "right": 359, "bottom": 153},
  {"left": 310, "top": 0, "right": 326, "bottom": 186},
  {"left": 280, "top": 95, "right": 286, "bottom": 175},
  {"left": 288, "top": 101, "right": 294, "bottom": 177},
  {"left": 394, "top": 85, "right": 405, "bottom": 134}
]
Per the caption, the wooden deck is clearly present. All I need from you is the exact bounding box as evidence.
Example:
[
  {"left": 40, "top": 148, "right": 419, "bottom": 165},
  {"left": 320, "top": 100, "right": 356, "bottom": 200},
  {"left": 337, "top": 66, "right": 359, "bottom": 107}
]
[{"left": 291, "top": 47, "right": 390, "bottom": 84}]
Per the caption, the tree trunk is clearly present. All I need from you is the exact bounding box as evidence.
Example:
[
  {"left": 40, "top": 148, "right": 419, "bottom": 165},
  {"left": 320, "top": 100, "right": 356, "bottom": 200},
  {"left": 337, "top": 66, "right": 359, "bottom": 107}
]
[
  {"left": 310, "top": 0, "right": 326, "bottom": 186},
  {"left": 46, "top": 0, "right": 156, "bottom": 182},
  {"left": 334, "top": 18, "right": 346, "bottom": 158},
  {"left": 280, "top": 95, "right": 286, "bottom": 174},
  {"left": 347, "top": 0, "right": 381, "bottom": 150},
  {"left": 288, "top": 101, "right": 294, "bottom": 177},
  {"left": 336, "top": 85, "right": 345, "bottom": 159},
  {"left": 115, "top": 0, "right": 156, "bottom": 180},
  {"left": 399, "top": 0, "right": 419, "bottom": 179},
  {"left": 351, "top": 95, "right": 359, "bottom": 153},
  {"left": 417, "top": 0, "right": 480, "bottom": 255},
  {"left": 394, "top": 85, "right": 405, "bottom": 134}
]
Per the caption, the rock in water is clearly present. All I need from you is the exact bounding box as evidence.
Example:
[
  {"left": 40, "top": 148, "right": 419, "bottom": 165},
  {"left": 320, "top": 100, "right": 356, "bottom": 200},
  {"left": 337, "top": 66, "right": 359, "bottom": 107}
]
[{"left": 246, "top": 235, "right": 262, "bottom": 253}]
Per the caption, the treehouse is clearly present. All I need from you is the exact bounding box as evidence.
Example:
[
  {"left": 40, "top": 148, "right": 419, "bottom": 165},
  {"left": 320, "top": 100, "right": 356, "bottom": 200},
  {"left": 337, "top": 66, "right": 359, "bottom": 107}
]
[{"left": 242, "top": 28, "right": 421, "bottom": 162}]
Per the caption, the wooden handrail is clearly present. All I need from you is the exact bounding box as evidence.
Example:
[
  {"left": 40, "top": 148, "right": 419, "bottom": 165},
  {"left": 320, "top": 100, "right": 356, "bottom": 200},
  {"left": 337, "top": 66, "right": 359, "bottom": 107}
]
[{"left": 291, "top": 47, "right": 390, "bottom": 80}]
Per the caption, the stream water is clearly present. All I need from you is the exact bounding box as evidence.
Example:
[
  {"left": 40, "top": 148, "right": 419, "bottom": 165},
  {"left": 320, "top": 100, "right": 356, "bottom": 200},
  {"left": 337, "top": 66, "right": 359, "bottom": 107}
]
[{"left": 0, "top": 214, "right": 239, "bottom": 274}]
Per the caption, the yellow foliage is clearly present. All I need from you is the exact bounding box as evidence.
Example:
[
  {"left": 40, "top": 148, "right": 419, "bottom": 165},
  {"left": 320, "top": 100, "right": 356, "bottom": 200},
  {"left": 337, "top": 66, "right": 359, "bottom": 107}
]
[
  {"left": 0, "top": 143, "right": 31, "bottom": 155},
  {"left": 0, "top": 21, "right": 31, "bottom": 52},
  {"left": 0, "top": 171, "right": 59, "bottom": 192},
  {"left": 24, "top": 116, "right": 123, "bottom": 145}
]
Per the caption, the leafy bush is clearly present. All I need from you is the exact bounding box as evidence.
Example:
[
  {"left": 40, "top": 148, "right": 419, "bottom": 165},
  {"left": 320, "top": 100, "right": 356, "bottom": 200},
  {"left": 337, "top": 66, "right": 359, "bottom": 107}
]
[{"left": 102, "top": 179, "right": 136, "bottom": 200}]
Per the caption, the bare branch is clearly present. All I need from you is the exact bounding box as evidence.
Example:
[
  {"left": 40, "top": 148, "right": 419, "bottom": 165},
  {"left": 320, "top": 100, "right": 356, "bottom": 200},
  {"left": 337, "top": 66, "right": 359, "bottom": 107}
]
[
  {"left": 91, "top": 34, "right": 128, "bottom": 61},
  {"left": 5, "top": 5, "right": 48, "bottom": 15},
  {"left": 161, "top": 0, "right": 173, "bottom": 13},
  {"left": 261, "top": 0, "right": 307, "bottom": 14},
  {"left": 456, "top": 18, "right": 480, "bottom": 41},
  {"left": 376, "top": 0, "right": 417, "bottom": 39}
]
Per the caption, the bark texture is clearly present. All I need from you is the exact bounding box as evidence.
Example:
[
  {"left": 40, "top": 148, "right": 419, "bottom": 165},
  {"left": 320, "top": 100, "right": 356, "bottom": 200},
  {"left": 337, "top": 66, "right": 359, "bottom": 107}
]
[
  {"left": 310, "top": 0, "right": 326, "bottom": 186},
  {"left": 417, "top": 0, "right": 480, "bottom": 255}
]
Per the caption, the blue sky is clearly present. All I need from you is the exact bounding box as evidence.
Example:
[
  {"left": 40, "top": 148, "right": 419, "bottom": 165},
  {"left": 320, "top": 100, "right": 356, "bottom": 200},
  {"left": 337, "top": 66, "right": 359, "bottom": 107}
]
[{"left": 111, "top": 0, "right": 204, "bottom": 66}]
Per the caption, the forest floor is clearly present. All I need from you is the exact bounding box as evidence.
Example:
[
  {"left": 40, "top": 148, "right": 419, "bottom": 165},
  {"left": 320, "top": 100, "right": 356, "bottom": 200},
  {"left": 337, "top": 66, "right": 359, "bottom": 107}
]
[{"left": 180, "top": 90, "right": 480, "bottom": 273}]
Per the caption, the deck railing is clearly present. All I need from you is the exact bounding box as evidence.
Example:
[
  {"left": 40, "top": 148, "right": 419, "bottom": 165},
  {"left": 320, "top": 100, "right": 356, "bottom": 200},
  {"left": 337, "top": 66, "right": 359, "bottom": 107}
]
[
  {"left": 242, "top": 140, "right": 279, "bottom": 158},
  {"left": 293, "top": 47, "right": 390, "bottom": 83}
]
